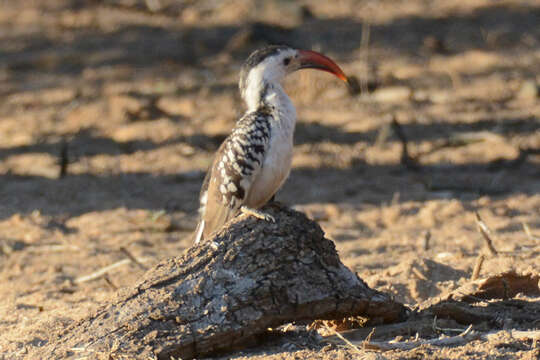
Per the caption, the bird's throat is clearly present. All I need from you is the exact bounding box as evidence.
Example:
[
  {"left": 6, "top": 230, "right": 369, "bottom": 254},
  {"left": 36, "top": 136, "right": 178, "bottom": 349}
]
[{"left": 245, "top": 81, "right": 296, "bottom": 133}]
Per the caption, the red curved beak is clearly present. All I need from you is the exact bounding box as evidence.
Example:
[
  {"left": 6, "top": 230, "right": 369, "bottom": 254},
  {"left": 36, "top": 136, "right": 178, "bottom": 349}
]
[{"left": 298, "top": 49, "right": 348, "bottom": 83}]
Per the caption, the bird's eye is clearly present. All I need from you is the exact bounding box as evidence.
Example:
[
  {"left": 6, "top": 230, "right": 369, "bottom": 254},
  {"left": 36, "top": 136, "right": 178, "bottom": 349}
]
[{"left": 283, "top": 57, "right": 291, "bottom": 66}]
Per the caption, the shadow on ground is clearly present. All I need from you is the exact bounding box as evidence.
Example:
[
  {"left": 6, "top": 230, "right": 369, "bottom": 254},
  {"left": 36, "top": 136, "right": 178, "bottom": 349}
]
[{"left": 2, "top": 3, "right": 539, "bottom": 93}]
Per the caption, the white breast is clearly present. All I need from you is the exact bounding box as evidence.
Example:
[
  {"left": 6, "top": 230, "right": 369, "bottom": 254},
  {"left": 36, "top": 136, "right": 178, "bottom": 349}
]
[
  {"left": 245, "top": 129, "right": 293, "bottom": 207},
  {"left": 245, "top": 92, "right": 296, "bottom": 208}
]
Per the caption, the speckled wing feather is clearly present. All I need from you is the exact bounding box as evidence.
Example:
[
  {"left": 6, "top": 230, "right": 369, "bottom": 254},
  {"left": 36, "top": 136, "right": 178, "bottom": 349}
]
[{"left": 195, "top": 109, "right": 272, "bottom": 242}]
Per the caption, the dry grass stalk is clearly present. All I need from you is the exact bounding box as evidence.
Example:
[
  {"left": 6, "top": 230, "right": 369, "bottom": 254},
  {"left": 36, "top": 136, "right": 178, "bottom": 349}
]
[
  {"left": 391, "top": 116, "right": 421, "bottom": 171},
  {"left": 74, "top": 259, "right": 131, "bottom": 284},
  {"left": 362, "top": 327, "right": 376, "bottom": 349},
  {"left": 522, "top": 222, "right": 540, "bottom": 243},
  {"left": 75, "top": 259, "right": 131, "bottom": 284},
  {"left": 360, "top": 20, "right": 371, "bottom": 95},
  {"left": 74, "top": 257, "right": 150, "bottom": 284},
  {"left": 471, "top": 254, "right": 485, "bottom": 280},
  {"left": 360, "top": 327, "right": 539, "bottom": 352},
  {"left": 119, "top": 246, "right": 148, "bottom": 270},
  {"left": 58, "top": 138, "right": 69, "bottom": 178},
  {"left": 323, "top": 324, "right": 364, "bottom": 355},
  {"left": 422, "top": 231, "right": 431, "bottom": 251},
  {"left": 475, "top": 212, "right": 498, "bottom": 256},
  {"left": 362, "top": 325, "right": 476, "bottom": 351},
  {"left": 432, "top": 316, "right": 468, "bottom": 334},
  {"left": 411, "top": 267, "right": 428, "bottom": 281},
  {"left": 26, "top": 244, "right": 80, "bottom": 253},
  {"left": 102, "top": 274, "right": 118, "bottom": 290}
]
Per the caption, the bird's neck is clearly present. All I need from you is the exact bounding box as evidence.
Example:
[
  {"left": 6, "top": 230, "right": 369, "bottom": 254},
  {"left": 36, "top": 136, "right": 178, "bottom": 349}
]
[{"left": 244, "top": 81, "right": 296, "bottom": 132}]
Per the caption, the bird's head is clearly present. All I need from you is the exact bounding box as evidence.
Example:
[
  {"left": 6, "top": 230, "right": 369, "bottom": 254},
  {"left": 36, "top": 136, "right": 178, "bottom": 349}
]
[{"left": 239, "top": 45, "right": 348, "bottom": 107}]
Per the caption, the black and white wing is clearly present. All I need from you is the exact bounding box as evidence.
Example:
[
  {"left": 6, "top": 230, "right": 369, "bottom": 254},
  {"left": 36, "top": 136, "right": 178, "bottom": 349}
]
[{"left": 194, "top": 109, "right": 272, "bottom": 243}]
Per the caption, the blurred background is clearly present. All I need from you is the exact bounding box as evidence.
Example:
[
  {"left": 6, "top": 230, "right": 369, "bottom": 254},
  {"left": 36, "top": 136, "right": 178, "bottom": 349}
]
[{"left": 0, "top": 0, "right": 539, "bottom": 357}]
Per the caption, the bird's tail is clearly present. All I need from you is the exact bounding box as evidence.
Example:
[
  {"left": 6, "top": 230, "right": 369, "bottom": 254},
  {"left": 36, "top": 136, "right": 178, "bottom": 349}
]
[{"left": 194, "top": 170, "right": 210, "bottom": 244}]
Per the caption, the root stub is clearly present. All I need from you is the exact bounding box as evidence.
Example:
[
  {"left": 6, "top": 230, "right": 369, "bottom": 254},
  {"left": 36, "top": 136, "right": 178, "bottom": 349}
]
[{"left": 35, "top": 204, "right": 406, "bottom": 360}]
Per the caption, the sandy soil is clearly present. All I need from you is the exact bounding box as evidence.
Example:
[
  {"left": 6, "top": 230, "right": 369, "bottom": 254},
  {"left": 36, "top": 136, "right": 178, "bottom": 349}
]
[{"left": 0, "top": 0, "right": 539, "bottom": 359}]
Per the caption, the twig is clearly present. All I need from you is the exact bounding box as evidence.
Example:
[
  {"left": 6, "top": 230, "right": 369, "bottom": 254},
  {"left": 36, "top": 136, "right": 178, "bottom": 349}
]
[
  {"left": 432, "top": 316, "right": 468, "bottom": 334},
  {"left": 323, "top": 324, "right": 364, "bottom": 355},
  {"left": 120, "top": 246, "right": 148, "bottom": 270},
  {"left": 422, "top": 231, "right": 431, "bottom": 251},
  {"left": 360, "top": 21, "right": 371, "bottom": 95},
  {"left": 374, "top": 122, "right": 391, "bottom": 148},
  {"left": 522, "top": 222, "right": 540, "bottom": 243},
  {"left": 411, "top": 267, "right": 428, "bottom": 281},
  {"left": 103, "top": 274, "right": 118, "bottom": 290},
  {"left": 357, "top": 327, "right": 539, "bottom": 352},
  {"left": 475, "top": 212, "right": 498, "bottom": 256},
  {"left": 324, "top": 320, "right": 433, "bottom": 344},
  {"left": 26, "top": 244, "right": 80, "bottom": 253},
  {"left": 362, "top": 328, "right": 376, "bottom": 349},
  {"left": 69, "top": 346, "right": 89, "bottom": 352},
  {"left": 58, "top": 138, "right": 69, "bottom": 178},
  {"left": 361, "top": 325, "right": 476, "bottom": 351},
  {"left": 391, "top": 117, "right": 421, "bottom": 171},
  {"left": 75, "top": 259, "right": 131, "bottom": 284},
  {"left": 74, "top": 257, "right": 150, "bottom": 284},
  {"left": 54, "top": 99, "right": 82, "bottom": 178},
  {"left": 471, "top": 254, "right": 485, "bottom": 280}
]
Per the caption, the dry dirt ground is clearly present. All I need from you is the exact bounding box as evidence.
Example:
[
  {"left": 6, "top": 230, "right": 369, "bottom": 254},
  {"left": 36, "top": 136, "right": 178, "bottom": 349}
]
[{"left": 1, "top": 0, "right": 539, "bottom": 359}]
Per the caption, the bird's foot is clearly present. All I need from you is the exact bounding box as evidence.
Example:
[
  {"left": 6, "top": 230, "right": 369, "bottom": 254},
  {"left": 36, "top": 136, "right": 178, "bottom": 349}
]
[{"left": 241, "top": 206, "right": 275, "bottom": 223}]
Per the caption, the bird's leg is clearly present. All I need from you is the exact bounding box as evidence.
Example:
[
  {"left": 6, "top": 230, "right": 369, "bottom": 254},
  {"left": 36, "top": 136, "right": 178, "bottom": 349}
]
[{"left": 240, "top": 206, "right": 276, "bottom": 223}]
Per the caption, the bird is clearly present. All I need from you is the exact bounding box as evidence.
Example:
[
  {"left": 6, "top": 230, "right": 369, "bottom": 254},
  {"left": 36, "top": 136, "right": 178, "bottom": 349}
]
[{"left": 194, "top": 45, "right": 348, "bottom": 244}]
